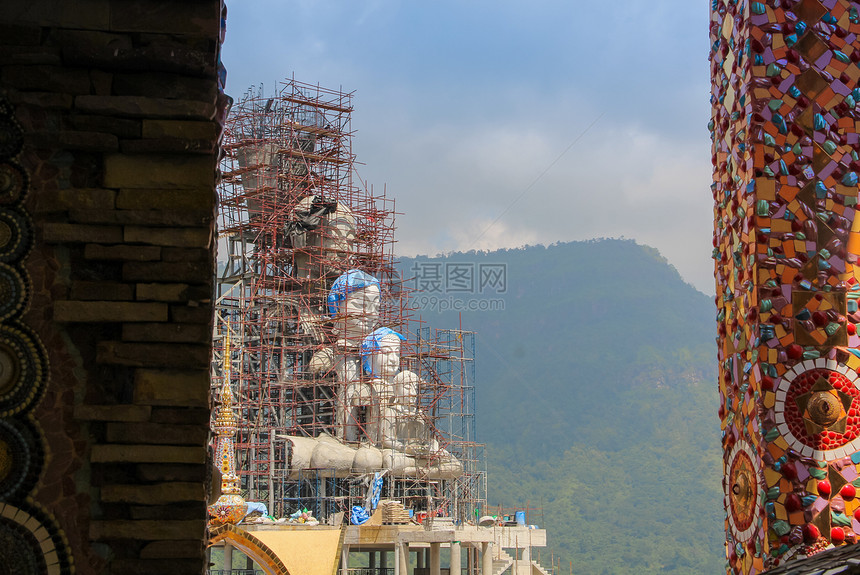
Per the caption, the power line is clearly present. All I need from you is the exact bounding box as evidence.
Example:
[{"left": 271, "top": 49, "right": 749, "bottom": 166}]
[{"left": 468, "top": 111, "right": 606, "bottom": 251}]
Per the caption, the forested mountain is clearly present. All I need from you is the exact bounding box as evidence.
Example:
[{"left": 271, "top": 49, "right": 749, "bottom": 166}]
[{"left": 398, "top": 239, "right": 724, "bottom": 574}]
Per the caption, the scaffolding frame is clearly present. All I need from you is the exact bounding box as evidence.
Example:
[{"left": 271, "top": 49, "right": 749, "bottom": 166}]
[{"left": 213, "top": 78, "right": 485, "bottom": 523}]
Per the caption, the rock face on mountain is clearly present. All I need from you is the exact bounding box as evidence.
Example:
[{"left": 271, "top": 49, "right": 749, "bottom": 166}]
[{"left": 399, "top": 239, "right": 724, "bottom": 574}]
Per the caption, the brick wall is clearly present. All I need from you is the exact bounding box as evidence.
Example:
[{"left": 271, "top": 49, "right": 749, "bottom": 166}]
[{"left": 0, "top": 1, "right": 222, "bottom": 573}]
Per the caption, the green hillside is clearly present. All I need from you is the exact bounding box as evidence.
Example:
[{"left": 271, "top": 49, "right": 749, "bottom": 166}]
[{"left": 398, "top": 239, "right": 724, "bottom": 574}]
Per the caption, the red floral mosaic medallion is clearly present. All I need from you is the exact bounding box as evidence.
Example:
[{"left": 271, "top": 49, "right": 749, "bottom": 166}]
[
  {"left": 775, "top": 360, "right": 860, "bottom": 460},
  {"left": 725, "top": 440, "right": 761, "bottom": 542}
]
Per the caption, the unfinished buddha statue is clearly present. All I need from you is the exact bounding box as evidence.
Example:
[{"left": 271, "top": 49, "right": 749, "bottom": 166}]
[
  {"left": 360, "top": 328, "right": 463, "bottom": 478},
  {"left": 319, "top": 270, "right": 382, "bottom": 441},
  {"left": 327, "top": 269, "right": 381, "bottom": 348},
  {"left": 291, "top": 196, "right": 356, "bottom": 282}
]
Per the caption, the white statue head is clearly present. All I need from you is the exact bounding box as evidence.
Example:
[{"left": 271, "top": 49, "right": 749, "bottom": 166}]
[
  {"left": 361, "top": 327, "right": 405, "bottom": 378},
  {"left": 328, "top": 270, "right": 381, "bottom": 345},
  {"left": 292, "top": 197, "right": 357, "bottom": 279},
  {"left": 323, "top": 206, "right": 357, "bottom": 262}
]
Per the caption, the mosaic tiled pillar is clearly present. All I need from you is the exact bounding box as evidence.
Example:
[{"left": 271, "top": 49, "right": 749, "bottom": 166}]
[
  {"left": 711, "top": 0, "right": 860, "bottom": 572},
  {"left": 0, "top": 97, "right": 73, "bottom": 574}
]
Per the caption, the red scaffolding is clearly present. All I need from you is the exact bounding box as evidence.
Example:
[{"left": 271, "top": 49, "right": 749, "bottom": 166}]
[{"left": 213, "top": 78, "right": 485, "bottom": 522}]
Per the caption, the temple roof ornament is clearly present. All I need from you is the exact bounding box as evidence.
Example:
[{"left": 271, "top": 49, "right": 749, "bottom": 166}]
[{"left": 208, "top": 326, "right": 246, "bottom": 526}]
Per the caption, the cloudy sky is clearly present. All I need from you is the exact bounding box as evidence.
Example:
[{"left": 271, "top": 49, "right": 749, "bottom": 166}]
[{"left": 222, "top": 1, "right": 715, "bottom": 294}]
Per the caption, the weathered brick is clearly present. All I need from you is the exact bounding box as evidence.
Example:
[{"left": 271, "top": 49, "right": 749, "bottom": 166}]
[
  {"left": 123, "top": 261, "right": 210, "bottom": 283},
  {"left": 54, "top": 301, "right": 167, "bottom": 322},
  {"left": 56, "top": 29, "right": 132, "bottom": 66},
  {"left": 25, "top": 130, "right": 118, "bottom": 151},
  {"left": 76, "top": 95, "right": 215, "bottom": 120},
  {"left": 103, "top": 154, "right": 214, "bottom": 189},
  {"left": 0, "top": 0, "right": 110, "bottom": 30},
  {"left": 102, "top": 483, "right": 206, "bottom": 505},
  {"left": 74, "top": 404, "right": 151, "bottom": 422},
  {"left": 116, "top": 188, "right": 215, "bottom": 210},
  {"left": 89, "top": 69, "right": 112, "bottom": 96},
  {"left": 114, "top": 74, "right": 216, "bottom": 102},
  {"left": 69, "top": 281, "right": 133, "bottom": 301},
  {"left": 2, "top": 65, "right": 91, "bottom": 94},
  {"left": 123, "top": 323, "right": 209, "bottom": 343},
  {"left": 32, "top": 188, "right": 116, "bottom": 213},
  {"left": 130, "top": 504, "right": 205, "bottom": 521},
  {"left": 84, "top": 244, "right": 161, "bottom": 261},
  {"left": 140, "top": 540, "right": 204, "bottom": 559},
  {"left": 150, "top": 407, "right": 210, "bottom": 426},
  {"left": 96, "top": 341, "right": 210, "bottom": 368},
  {"left": 161, "top": 248, "right": 211, "bottom": 263},
  {"left": 6, "top": 91, "right": 73, "bottom": 109},
  {"left": 54, "top": 32, "right": 213, "bottom": 79},
  {"left": 89, "top": 519, "right": 205, "bottom": 540},
  {"left": 170, "top": 305, "right": 213, "bottom": 324},
  {"left": 124, "top": 226, "right": 211, "bottom": 247},
  {"left": 96, "top": 41, "right": 215, "bottom": 77},
  {"left": 69, "top": 209, "right": 213, "bottom": 227},
  {"left": 63, "top": 130, "right": 118, "bottom": 150},
  {"left": 121, "top": 137, "right": 214, "bottom": 154},
  {"left": 0, "top": 23, "right": 41, "bottom": 46},
  {"left": 138, "top": 464, "right": 206, "bottom": 483},
  {"left": 41, "top": 223, "right": 122, "bottom": 243},
  {"left": 110, "top": 1, "right": 219, "bottom": 35},
  {"left": 135, "top": 283, "right": 191, "bottom": 302},
  {"left": 106, "top": 422, "right": 208, "bottom": 445},
  {"left": 91, "top": 444, "right": 205, "bottom": 464},
  {"left": 133, "top": 369, "right": 209, "bottom": 407},
  {"left": 0, "top": 46, "right": 61, "bottom": 66},
  {"left": 68, "top": 114, "right": 140, "bottom": 138},
  {"left": 142, "top": 120, "right": 215, "bottom": 140}
]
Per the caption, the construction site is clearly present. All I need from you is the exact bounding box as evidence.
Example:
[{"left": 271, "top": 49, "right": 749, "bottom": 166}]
[{"left": 207, "top": 78, "right": 550, "bottom": 575}]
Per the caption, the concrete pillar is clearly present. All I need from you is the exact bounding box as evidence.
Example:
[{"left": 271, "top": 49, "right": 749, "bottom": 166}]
[
  {"left": 417, "top": 547, "right": 425, "bottom": 569},
  {"left": 224, "top": 542, "right": 234, "bottom": 573},
  {"left": 481, "top": 542, "right": 493, "bottom": 575},
  {"left": 399, "top": 542, "right": 410, "bottom": 575},
  {"left": 381, "top": 550, "right": 388, "bottom": 569},
  {"left": 430, "top": 543, "right": 441, "bottom": 575},
  {"left": 450, "top": 542, "right": 462, "bottom": 575},
  {"left": 394, "top": 545, "right": 400, "bottom": 575},
  {"left": 342, "top": 544, "right": 350, "bottom": 575},
  {"left": 370, "top": 551, "right": 376, "bottom": 570}
]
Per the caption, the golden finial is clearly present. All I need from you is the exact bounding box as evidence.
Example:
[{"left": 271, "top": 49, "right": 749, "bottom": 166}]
[{"left": 208, "top": 320, "right": 246, "bottom": 525}]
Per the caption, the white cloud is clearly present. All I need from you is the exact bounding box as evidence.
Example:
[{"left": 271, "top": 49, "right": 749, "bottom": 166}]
[
  {"left": 222, "top": 0, "right": 718, "bottom": 294},
  {"left": 397, "top": 217, "right": 541, "bottom": 257},
  {"left": 377, "top": 119, "right": 715, "bottom": 294}
]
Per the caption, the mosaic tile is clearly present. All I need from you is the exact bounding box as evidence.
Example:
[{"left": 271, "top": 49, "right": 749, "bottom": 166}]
[
  {"left": 0, "top": 96, "right": 71, "bottom": 572},
  {"left": 713, "top": 0, "right": 860, "bottom": 571}
]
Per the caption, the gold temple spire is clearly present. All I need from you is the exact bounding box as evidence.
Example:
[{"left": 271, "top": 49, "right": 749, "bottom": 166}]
[{"left": 208, "top": 322, "right": 246, "bottom": 525}]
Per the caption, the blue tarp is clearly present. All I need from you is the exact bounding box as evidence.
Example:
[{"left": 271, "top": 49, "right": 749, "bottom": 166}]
[
  {"left": 361, "top": 327, "right": 405, "bottom": 375},
  {"left": 327, "top": 270, "right": 380, "bottom": 316},
  {"left": 350, "top": 505, "right": 370, "bottom": 525},
  {"left": 370, "top": 472, "right": 384, "bottom": 510}
]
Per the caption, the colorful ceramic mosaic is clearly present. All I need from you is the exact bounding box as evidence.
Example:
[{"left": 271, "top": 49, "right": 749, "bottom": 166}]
[{"left": 0, "top": 96, "right": 72, "bottom": 572}]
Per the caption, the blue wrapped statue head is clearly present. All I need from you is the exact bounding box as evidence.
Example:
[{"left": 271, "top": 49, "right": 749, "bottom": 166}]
[
  {"left": 327, "top": 270, "right": 381, "bottom": 345},
  {"left": 361, "top": 327, "right": 405, "bottom": 377}
]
